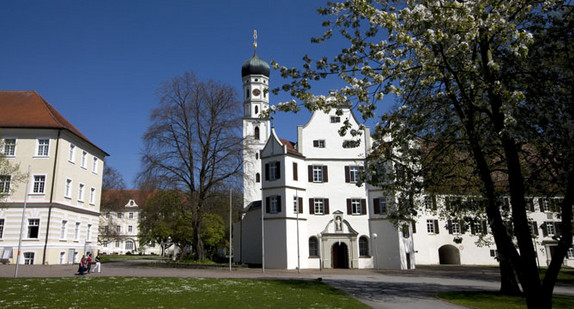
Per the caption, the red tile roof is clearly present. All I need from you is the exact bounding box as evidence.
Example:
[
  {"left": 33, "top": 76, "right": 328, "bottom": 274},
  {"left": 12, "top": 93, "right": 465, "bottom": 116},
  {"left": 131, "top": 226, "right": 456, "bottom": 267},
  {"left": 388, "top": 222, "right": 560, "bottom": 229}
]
[
  {"left": 279, "top": 138, "right": 303, "bottom": 157},
  {"left": 0, "top": 91, "right": 107, "bottom": 155}
]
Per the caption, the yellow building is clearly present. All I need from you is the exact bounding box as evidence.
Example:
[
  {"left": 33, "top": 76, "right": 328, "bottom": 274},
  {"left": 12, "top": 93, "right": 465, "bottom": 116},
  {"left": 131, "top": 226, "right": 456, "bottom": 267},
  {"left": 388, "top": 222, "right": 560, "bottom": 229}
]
[{"left": 0, "top": 91, "right": 107, "bottom": 265}]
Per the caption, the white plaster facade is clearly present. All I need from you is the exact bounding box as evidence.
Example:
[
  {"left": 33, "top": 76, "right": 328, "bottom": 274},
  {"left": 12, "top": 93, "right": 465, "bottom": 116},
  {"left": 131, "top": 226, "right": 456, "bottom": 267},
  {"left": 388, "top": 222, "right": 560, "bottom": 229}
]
[
  {"left": 232, "top": 50, "right": 574, "bottom": 270},
  {"left": 413, "top": 195, "right": 574, "bottom": 268},
  {"left": 98, "top": 198, "right": 163, "bottom": 256}
]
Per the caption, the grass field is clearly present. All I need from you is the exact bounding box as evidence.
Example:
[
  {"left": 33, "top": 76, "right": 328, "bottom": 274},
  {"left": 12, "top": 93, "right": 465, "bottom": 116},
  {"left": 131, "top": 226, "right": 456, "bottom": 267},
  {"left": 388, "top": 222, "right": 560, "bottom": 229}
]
[{"left": 0, "top": 277, "right": 368, "bottom": 309}]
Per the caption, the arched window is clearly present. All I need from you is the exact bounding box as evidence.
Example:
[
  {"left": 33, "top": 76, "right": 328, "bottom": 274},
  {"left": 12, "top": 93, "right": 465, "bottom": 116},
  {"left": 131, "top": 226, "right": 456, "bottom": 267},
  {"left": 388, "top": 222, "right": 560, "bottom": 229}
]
[
  {"left": 256, "top": 173, "right": 260, "bottom": 183},
  {"left": 246, "top": 89, "right": 250, "bottom": 99},
  {"left": 254, "top": 126, "right": 260, "bottom": 140},
  {"left": 255, "top": 106, "right": 259, "bottom": 115},
  {"left": 309, "top": 236, "right": 319, "bottom": 257},
  {"left": 359, "top": 236, "right": 369, "bottom": 257},
  {"left": 255, "top": 153, "right": 259, "bottom": 160},
  {"left": 125, "top": 240, "right": 134, "bottom": 250}
]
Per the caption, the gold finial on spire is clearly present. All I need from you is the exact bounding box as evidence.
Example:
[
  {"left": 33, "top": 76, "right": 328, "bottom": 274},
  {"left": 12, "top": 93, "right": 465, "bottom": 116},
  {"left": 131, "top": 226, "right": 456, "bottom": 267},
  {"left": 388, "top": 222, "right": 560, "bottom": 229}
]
[{"left": 253, "top": 29, "right": 258, "bottom": 53}]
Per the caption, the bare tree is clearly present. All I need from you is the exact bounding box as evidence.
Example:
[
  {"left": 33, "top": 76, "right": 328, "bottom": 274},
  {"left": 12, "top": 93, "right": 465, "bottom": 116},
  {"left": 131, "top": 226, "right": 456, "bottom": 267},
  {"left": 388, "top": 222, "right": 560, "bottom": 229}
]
[
  {"left": 139, "top": 71, "right": 243, "bottom": 261},
  {"left": 101, "top": 163, "right": 128, "bottom": 211}
]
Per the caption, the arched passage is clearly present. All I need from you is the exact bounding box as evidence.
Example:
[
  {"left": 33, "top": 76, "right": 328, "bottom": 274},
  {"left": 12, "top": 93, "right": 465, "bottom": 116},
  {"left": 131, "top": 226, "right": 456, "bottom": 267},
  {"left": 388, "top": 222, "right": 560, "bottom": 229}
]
[
  {"left": 438, "top": 244, "right": 460, "bottom": 265},
  {"left": 332, "top": 242, "right": 349, "bottom": 269}
]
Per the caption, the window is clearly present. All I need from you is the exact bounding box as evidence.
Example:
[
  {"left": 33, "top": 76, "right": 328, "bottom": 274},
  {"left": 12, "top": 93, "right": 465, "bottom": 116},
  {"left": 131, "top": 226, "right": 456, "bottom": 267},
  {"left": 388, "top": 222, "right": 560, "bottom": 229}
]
[
  {"left": 60, "top": 220, "right": 67, "bottom": 239},
  {"left": 309, "top": 198, "right": 329, "bottom": 215},
  {"left": 126, "top": 240, "right": 134, "bottom": 250},
  {"left": 359, "top": 236, "right": 369, "bottom": 256},
  {"left": 116, "top": 225, "right": 121, "bottom": 233},
  {"left": 254, "top": 127, "right": 260, "bottom": 140},
  {"left": 347, "top": 198, "right": 366, "bottom": 215},
  {"left": 0, "top": 175, "right": 11, "bottom": 193},
  {"left": 265, "top": 162, "right": 281, "bottom": 181},
  {"left": 568, "top": 247, "right": 574, "bottom": 259},
  {"left": 89, "top": 188, "right": 96, "bottom": 204},
  {"left": 402, "top": 224, "right": 410, "bottom": 238},
  {"left": 490, "top": 249, "right": 499, "bottom": 258},
  {"left": 543, "top": 221, "right": 557, "bottom": 236},
  {"left": 74, "top": 222, "right": 80, "bottom": 240},
  {"left": 309, "top": 237, "right": 319, "bottom": 257},
  {"left": 105, "top": 212, "right": 110, "bottom": 219},
  {"left": 103, "top": 241, "right": 108, "bottom": 248},
  {"left": 37, "top": 139, "right": 49, "bottom": 156},
  {"left": 78, "top": 184, "right": 85, "bottom": 202},
  {"left": 330, "top": 116, "right": 341, "bottom": 123},
  {"left": 24, "top": 252, "right": 35, "bottom": 265},
  {"left": 529, "top": 221, "right": 539, "bottom": 236},
  {"left": 313, "top": 140, "right": 325, "bottom": 148},
  {"left": 293, "top": 196, "right": 303, "bottom": 214},
  {"left": 541, "top": 199, "right": 551, "bottom": 212},
  {"left": 526, "top": 198, "right": 535, "bottom": 212},
  {"left": 68, "top": 144, "right": 75, "bottom": 162},
  {"left": 81, "top": 151, "right": 87, "bottom": 168},
  {"left": 33, "top": 175, "right": 46, "bottom": 193},
  {"left": 27, "top": 219, "right": 40, "bottom": 238},
  {"left": 373, "top": 198, "right": 388, "bottom": 215},
  {"left": 309, "top": 165, "right": 328, "bottom": 183},
  {"left": 128, "top": 225, "right": 133, "bottom": 233},
  {"left": 470, "top": 220, "right": 488, "bottom": 235},
  {"left": 266, "top": 195, "right": 281, "bottom": 213},
  {"left": 129, "top": 212, "right": 134, "bottom": 219},
  {"left": 314, "top": 199, "right": 324, "bottom": 214},
  {"left": 115, "top": 240, "right": 120, "bottom": 248},
  {"left": 2, "top": 138, "right": 16, "bottom": 156},
  {"left": 293, "top": 162, "right": 298, "bottom": 181},
  {"left": 345, "top": 166, "right": 362, "bottom": 183},
  {"left": 448, "top": 220, "right": 463, "bottom": 234},
  {"left": 117, "top": 213, "right": 123, "bottom": 219},
  {"left": 0, "top": 219, "right": 4, "bottom": 239},
  {"left": 424, "top": 195, "right": 436, "bottom": 210},
  {"left": 92, "top": 157, "right": 98, "bottom": 173},
  {"left": 427, "top": 219, "right": 439, "bottom": 234},
  {"left": 64, "top": 179, "right": 72, "bottom": 198},
  {"left": 256, "top": 173, "right": 260, "bottom": 183},
  {"left": 85, "top": 224, "right": 91, "bottom": 241}
]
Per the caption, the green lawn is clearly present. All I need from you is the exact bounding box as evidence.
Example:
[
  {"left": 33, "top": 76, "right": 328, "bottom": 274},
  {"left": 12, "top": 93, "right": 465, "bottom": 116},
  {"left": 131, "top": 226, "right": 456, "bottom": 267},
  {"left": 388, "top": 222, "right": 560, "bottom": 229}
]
[
  {"left": 439, "top": 291, "right": 574, "bottom": 309},
  {"left": 0, "top": 277, "right": 368, "bottom": 308}
]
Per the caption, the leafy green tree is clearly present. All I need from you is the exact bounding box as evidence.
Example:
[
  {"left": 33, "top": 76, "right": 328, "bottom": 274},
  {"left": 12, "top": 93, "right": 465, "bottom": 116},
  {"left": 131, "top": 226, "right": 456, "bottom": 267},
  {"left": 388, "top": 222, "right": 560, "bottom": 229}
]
[
  {"left": 200, "top": 213, "right": 225, "bottom": 260},
  {"left": 272, "top": 1, "right": 573, "bottom": 308},
  {"left": 0, "top": 138, "right": 25, "bottom": 203},
  {"left": 138, "top": 190, "right": 193, "bottom": 260}
]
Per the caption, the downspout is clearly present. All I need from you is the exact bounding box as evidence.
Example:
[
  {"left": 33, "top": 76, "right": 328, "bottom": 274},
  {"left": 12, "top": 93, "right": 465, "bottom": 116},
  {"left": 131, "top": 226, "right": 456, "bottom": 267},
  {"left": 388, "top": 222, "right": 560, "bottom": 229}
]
[{"left": 42, "top": 129, "right": 61, "bottom": 264}]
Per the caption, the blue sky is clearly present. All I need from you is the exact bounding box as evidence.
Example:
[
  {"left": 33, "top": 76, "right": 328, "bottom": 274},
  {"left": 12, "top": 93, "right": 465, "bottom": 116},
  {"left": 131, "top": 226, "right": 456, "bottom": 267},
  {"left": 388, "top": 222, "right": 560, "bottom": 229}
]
[{"left": 1, "top": 0, "right": 381, "bottom": 188}]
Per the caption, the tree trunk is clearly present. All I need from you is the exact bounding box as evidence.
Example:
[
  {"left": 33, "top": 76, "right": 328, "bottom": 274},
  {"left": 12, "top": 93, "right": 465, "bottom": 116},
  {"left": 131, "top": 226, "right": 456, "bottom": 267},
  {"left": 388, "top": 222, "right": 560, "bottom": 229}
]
[{"left": 499, "top": 257, "right": 521, "bottom": 295}]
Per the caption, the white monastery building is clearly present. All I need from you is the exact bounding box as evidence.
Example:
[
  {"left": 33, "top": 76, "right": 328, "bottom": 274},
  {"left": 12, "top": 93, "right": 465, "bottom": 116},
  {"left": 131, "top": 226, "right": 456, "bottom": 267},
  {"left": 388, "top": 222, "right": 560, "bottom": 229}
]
[
  {"left": 0, "top": 91, "right": 107, "bottom": 265},
  {"left": 97, "top": 191, "right": 163, "bottom": 256},
  {"left": 233, "top": 43, "right": 574, "bottom": 270}
]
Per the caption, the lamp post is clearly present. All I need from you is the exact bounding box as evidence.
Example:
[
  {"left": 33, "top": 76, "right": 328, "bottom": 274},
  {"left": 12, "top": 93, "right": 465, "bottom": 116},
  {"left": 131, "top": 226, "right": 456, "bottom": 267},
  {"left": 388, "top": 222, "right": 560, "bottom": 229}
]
[
  {"left": 14, "top": 165, "right": 31, "bottom": 278},
  {"left": 372, "top": 233, "right": 378, "bottom": 270},
  {"left": 296, "top": 189, "right": 300, "bottom": 273}
]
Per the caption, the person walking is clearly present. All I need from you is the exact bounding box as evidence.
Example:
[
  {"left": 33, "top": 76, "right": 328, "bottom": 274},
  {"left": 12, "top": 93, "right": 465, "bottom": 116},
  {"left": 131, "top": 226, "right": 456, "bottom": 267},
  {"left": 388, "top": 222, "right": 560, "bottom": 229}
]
[
  {"left": 86, "top": 254, "right": 93, "bottom": 274},
  {"left": 91, "top": 254, "right": 101, "bottom": 273}
]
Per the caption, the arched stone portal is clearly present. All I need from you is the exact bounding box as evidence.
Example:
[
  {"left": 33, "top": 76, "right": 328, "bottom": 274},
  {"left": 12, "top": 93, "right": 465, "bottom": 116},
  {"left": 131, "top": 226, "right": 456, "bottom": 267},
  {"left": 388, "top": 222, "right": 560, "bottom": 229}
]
[
  {"left": 332, "top": 242, "right": 349, "bottom": 269},
  {"left": 438, "top": 245, "right": 461, "bottom": 264}
]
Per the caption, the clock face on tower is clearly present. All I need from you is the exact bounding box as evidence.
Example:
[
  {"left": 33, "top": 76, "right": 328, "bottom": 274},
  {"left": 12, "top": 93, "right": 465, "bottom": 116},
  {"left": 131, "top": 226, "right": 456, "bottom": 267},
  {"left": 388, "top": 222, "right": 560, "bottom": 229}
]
[{"left": 252, "top": 89, "right": 260, "bottom": 96}]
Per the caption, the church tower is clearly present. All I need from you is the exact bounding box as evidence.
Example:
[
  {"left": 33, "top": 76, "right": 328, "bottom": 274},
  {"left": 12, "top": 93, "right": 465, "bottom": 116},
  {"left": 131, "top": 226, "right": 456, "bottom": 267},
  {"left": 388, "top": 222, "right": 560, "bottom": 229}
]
[{"left": 242, "top": 30, "right": 271, "bottom": 208}]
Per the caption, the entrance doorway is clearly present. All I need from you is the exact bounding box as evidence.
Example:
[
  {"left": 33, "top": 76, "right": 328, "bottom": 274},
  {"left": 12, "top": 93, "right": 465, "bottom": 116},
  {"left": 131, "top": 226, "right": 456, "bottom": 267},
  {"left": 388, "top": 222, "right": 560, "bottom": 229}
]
[
  {"left": 438, "top": 245, "right": 461, "bottom": 264},
  {"left": 332, "top": 242, "right": 349, "bottom": 268}
]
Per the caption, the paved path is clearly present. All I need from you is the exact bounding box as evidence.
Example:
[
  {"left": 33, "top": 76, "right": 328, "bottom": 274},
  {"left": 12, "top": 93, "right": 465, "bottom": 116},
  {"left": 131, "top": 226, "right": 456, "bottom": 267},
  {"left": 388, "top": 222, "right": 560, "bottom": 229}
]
[{"left": 1, "top": 262, "right": 572, "bottom": 308}]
